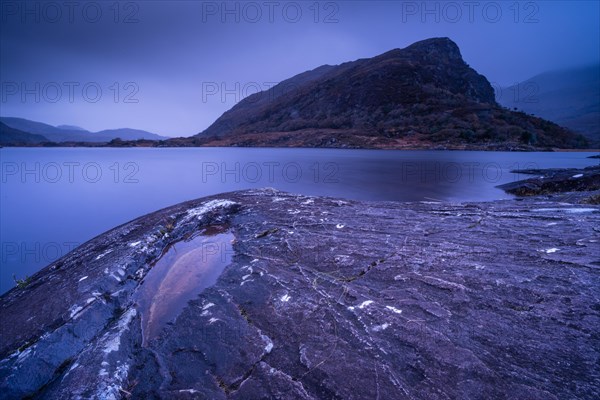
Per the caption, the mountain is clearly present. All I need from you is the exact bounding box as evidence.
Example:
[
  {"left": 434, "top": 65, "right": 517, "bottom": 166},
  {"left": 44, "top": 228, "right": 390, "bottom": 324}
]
[
  {"left": 94, "top": 128, "right": 167, "bottom": 141},
  {"left": 0, "top": 117, "right": 167, "bottom": 143},
  {"left": 0, "top": 117, "right": 82, "bottom": 142},
  {"left": 0, "top": 122, "right": 49, "bottom": 145},
  {"left": 56, "top": 125, "right": 87, "bottom": 131},
  {"left": 497, "top": 64, "right": 600, "bottom": 146},
  {"left": 189, "top": 37, "right": 587, "bottom": 149}
]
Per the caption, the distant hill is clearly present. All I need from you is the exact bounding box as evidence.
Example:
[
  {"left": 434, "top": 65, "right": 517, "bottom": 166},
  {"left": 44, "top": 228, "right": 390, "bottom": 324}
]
[
  {"left": 56, "top": 125, "right": 87, "bottom": 131},
  {"left": 0, "top": 122, "right": 49, "bottom": 145},
  {"left": 94, "top": 128, "right": 168, "bottom": 141},
  {"left": 186, "top": 37, "right": 587, "bottom": 150},
  {"left": 497, "top": 64, "right": 600, "bottom": 146},
  {"left": 0, "top": 117, "right": 168, "bottom": 143}
]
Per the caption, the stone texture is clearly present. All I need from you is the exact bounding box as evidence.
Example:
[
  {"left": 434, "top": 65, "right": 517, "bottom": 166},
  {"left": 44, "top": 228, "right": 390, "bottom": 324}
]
[
  {"left": 498, "top": 165, "right": 600, "bottom": 198},
  {"left": 1, "top": 189, "right": 599, "bottom": 399}
]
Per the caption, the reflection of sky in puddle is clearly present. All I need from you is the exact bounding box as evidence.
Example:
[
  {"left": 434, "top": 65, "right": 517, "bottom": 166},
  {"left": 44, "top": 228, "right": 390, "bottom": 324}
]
[{"left": 135, "top": 226, "right": 234, "bottom": 345}]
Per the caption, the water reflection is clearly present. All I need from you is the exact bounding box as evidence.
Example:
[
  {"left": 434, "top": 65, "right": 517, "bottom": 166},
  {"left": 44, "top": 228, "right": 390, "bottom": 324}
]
[{"left": 134, "top": 226, "right": 234, "bottom": 345}]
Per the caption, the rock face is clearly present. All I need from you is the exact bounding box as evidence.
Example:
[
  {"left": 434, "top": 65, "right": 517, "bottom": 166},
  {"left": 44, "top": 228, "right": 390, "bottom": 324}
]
[
  {"left": 498, "top": 165, "right": 600, "bottom": 197},
  {"left": 187, "top": 38, "right": 587, "bottom": 149},
  {"left": 1, "top": 190, "right": 599, "bottom": 399}
]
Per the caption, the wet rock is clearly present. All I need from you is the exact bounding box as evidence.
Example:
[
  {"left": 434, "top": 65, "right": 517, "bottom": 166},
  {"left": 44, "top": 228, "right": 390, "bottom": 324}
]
[
  {"left": 498, "top": 165, "right": 600, "bottom": 197},
  {"left": 0, "top": 189, "right": 599, "bottom": 399}
]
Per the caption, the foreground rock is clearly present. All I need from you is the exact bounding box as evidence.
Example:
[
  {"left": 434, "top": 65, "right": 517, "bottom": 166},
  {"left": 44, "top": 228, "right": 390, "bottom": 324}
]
[
  {"left": 1, "top": 189, "right": 599, "bottom": 399},
  {"left": 498, "top": 165, "right": 600, "bottom": 201}
]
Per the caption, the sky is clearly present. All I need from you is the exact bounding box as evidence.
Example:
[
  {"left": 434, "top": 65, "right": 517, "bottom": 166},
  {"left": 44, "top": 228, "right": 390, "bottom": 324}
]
[{"left": 1, "top": 0, "right": 599, "bottom": 137}]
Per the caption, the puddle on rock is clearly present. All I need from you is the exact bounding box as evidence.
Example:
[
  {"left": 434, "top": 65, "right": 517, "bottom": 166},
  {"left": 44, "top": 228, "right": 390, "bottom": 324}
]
[{"left": 135, "top": 225, "right": 234, "bottom": 345}]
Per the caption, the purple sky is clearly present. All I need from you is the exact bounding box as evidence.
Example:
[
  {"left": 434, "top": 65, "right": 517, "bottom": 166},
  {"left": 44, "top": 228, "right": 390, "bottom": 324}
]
[{"left": 1, "top": 1, "right": 599, "bottom": 137}]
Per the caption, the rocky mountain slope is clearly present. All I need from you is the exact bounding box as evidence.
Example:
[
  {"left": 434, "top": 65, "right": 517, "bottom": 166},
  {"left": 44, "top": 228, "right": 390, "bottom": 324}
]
[
  {"left": 189, "top": 38, "right": 587, "bottom": 150},
  {"left": 1, "top": 189, "right": 598, "bottom": 399}
]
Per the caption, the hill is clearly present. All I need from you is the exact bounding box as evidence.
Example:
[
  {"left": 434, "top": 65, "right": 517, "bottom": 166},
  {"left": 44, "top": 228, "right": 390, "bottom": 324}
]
[
  {"left": 0, "top": 122, "right": 49, "bottom": 145},
  {"left": 186, "top": 38, "right": 587, "bottom": 150},
  {"left": 0, "top": 117, "right": 168, "bottom": 143},
  {"left": 497, "top": 64, "right": 600, "bottom": 146}
]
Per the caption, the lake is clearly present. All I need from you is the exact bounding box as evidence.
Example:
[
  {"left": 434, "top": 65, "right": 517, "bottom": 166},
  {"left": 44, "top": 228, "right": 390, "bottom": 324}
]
[{"left": 0, "top": 147, "right": 597, "bottom": 294}]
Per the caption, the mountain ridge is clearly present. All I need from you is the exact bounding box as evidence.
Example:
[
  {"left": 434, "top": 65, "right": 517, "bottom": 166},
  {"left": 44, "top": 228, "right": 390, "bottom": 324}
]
[
  {"left": 0, "top": 117, "right": 168, "bottom": 143},
  {"left": 497, "top": 64, "right": 599, "bottom": 146},
  {"left": 0, "top": 122, "right": 50, "bottom": 145},
  {"left": 186, "top": 37, "right": 586, "bottom": 149}
]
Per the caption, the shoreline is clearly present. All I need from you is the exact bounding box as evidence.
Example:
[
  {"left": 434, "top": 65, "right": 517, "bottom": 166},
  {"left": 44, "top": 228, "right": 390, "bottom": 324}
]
[{"left": 2, "top": 144, "right": 600, "bottom": 152}]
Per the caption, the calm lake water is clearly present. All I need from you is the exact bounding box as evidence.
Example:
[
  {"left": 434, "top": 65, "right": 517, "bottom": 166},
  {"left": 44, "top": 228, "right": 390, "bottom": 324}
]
[{"left": 0, "top": 147, "right": 597, "bottom": 293}]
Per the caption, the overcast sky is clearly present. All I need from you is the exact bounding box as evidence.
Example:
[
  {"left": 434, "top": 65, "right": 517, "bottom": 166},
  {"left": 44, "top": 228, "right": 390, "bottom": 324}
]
[{"left": 1, "top": 0, "right": 598, "bottom": 137}]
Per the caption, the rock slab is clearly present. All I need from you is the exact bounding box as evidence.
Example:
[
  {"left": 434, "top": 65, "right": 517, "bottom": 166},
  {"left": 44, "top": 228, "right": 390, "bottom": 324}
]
[{"left": 0, "top": 189, "right": 599, "bottom": 399}]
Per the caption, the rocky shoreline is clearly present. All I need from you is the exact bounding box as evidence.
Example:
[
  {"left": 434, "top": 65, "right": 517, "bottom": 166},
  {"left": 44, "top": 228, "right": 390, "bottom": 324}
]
[
  {"left": 1, "top": 137, "right": 589, "bottom": 151},
  {"left": 0, "top": 185, "right": 599, "bottom": 399},
  {"left": 497, "top": 165, "right": 600, "bottom": 203}
]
